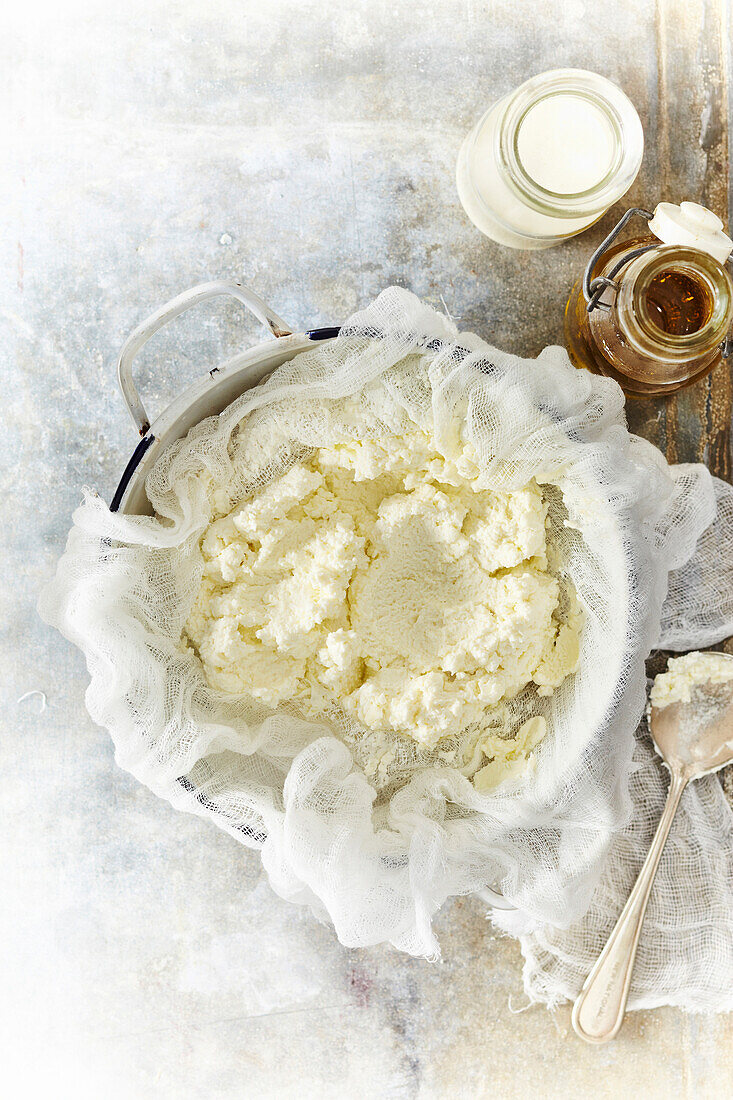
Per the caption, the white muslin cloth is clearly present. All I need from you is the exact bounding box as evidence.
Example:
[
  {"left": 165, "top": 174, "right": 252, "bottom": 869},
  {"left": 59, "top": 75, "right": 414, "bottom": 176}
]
[{"left": 39, "top": 288, "right": 733, "bottom": 1010}]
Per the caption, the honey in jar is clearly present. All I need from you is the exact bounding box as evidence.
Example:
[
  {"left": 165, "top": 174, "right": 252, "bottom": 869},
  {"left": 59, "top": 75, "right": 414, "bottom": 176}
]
[{"left": 565, "top": 203, "right": 733, "bottom": 397}]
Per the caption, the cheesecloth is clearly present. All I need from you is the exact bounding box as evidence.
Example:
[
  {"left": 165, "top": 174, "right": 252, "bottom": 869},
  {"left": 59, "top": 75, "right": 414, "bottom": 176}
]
[{"left": 39, "top": 288, "right": 733, "bottom": 1010}]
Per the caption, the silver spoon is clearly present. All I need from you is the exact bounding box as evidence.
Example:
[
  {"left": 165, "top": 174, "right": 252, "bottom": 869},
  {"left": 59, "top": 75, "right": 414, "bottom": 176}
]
[{"left": 572, "top": 655, "right": 733, "bottom": 1043}]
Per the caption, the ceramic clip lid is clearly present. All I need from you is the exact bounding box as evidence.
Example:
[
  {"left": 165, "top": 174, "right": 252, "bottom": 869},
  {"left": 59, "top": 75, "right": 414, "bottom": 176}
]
[{"left": 648, "top": 201, "right": 733, "bottom": 264}]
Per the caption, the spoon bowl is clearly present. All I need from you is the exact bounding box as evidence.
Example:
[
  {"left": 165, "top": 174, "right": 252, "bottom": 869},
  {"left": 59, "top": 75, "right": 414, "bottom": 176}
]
[{"left": 650, "top": 662, "right": 733, "bottom": 779}]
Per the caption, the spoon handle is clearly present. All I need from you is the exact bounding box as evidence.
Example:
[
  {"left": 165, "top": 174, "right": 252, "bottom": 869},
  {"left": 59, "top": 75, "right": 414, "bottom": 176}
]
[{"left": 571, "top": 769, "right": 687, "bottom": 1043}]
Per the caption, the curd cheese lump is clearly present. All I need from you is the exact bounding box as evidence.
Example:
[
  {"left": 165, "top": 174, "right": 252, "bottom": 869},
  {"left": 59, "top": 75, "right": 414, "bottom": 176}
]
[
  {"left": 650, "top": 651, "right": 733, "bottom": 708},
  {"left": 184, "top": 429, "right": 582, "bottom": 774}
]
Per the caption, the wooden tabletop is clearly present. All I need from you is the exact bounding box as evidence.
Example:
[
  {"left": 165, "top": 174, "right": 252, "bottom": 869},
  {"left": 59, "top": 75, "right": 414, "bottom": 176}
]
[
  {"left": 623, "top": 1, "right": 733, "bottom": 816},
  {"left": 625, "top": 0, "right": 731, "bottom": 481}
]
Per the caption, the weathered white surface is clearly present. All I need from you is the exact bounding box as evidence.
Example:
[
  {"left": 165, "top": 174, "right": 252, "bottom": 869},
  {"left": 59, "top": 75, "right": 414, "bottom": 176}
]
[{"left": 2, "top": 0, "right": 732, "bottom": 1096}]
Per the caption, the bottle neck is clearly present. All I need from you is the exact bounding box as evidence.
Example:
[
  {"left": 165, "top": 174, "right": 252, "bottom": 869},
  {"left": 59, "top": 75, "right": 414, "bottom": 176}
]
[
  {"left": 495, "top": 69, "right": 642, "bottom": 221},
  {"left": 612, "top": 244, "right": 733, "bottom": 363}
]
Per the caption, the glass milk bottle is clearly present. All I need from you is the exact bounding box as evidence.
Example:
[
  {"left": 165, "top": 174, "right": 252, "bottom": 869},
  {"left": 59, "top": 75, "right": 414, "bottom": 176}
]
[
  {"left": 565, "top": 202, "right": 733, "bottom": 396},
  {"left": 456, "top": 69, "right": 644, "bottom": 250}
]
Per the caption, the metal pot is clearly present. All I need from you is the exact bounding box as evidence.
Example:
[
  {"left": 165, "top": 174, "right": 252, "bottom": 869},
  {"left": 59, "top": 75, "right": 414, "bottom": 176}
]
[
  {"left": 112, "top": 281, "right": 339, "bottom": 515},
  {"left": 112, "top": 281, "right": 587, "bottom": 914}
]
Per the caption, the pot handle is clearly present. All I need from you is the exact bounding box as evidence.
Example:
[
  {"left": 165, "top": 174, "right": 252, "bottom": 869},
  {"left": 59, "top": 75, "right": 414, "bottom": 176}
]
[{"left": 117, "top": 281, "right": 293, "bottom": 436}]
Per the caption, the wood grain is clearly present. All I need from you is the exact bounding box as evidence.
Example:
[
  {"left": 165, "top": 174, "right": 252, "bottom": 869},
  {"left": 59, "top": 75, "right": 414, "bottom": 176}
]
[
  {"left": 626, "top": 0, "right": 732, "bottom": 481},
  {"left": 641, "top": 0, "right": 733, "bottom": 802}
]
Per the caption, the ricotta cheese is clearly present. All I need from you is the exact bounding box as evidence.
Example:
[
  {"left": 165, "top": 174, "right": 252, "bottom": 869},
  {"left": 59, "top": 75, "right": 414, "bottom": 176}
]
[
  {"left": 184, "top": 429, "right": 582, "bottom": 784},
  {"left": 650, "top": 650, "right": 733, "bottom": 709}
]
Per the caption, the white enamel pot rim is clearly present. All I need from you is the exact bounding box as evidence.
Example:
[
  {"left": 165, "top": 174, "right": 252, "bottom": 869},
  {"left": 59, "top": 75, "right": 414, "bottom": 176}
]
[
  {"left": 113, "top": 281, "right": 337, "bottom": 516},
  {"left": 109, "top": 280, "right": 628, "bottom": 916}
]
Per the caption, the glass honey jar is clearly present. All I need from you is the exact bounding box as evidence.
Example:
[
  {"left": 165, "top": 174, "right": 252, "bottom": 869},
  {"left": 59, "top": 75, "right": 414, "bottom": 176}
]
[{"left": 565, "top": 203, "right": 733, "bottom": 396}]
